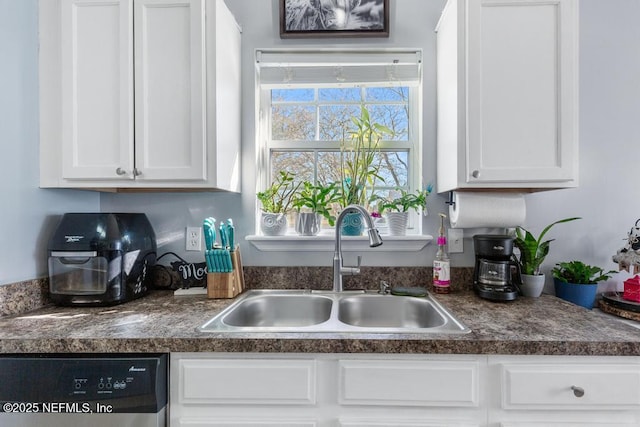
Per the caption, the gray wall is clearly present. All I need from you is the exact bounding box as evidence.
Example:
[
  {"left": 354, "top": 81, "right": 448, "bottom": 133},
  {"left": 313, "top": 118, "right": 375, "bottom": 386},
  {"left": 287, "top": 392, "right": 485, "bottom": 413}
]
[
  {"left": 3, "top": 0, "right": 640, "bottom": 285},
  {"left": 0, "top": 0, "right": 99, "bottom": 285}
]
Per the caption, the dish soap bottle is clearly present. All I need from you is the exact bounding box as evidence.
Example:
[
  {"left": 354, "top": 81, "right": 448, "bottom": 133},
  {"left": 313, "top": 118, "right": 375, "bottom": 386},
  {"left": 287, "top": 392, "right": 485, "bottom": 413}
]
[{"left": 433, "top": 213, "right": 451, "bottom": 294}]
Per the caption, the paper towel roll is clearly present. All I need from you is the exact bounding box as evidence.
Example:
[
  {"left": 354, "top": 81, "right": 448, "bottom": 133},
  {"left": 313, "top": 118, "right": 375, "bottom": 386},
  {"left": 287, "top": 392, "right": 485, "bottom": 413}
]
[{"left": 449, "top": 192, "right": 526, "bottom": 229}]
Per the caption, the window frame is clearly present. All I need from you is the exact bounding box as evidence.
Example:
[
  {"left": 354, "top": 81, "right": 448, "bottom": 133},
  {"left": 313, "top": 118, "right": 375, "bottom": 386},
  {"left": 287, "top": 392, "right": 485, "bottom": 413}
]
[{"left": 255, "top": 50, "right": 425, "bottom": 237}]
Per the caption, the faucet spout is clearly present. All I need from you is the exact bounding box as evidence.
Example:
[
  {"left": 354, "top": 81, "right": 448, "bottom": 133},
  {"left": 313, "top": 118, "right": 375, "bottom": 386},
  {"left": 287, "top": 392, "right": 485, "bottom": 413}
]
[{"left": 333, "top": 205, "right": 383, "bottom": 292}]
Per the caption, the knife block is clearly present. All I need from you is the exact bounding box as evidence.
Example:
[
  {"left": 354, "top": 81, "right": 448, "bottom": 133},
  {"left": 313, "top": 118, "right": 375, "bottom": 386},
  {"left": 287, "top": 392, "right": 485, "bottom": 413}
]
[{"left": 207, "top": 246, "right": 245, "bottom": 299}]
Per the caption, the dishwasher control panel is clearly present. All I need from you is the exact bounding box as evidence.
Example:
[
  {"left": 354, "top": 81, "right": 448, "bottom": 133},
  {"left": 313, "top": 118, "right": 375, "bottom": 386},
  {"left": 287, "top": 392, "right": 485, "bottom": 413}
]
[{"left": 0, "top": 354, "right": 167, "bottom": 413}]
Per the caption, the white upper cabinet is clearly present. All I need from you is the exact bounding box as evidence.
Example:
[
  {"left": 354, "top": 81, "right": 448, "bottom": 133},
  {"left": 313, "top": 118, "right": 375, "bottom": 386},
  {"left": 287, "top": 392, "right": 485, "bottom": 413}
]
[
  {"left": 60, "top": 0, "right": 134, "bottom": 181},
  {"left": 39, "top": 0, "right": 241, "bottom": 191},
  {"left": 133, "top": 0, "right": 206, "bottom": 181},
  {"left": 436, "top": 0, "right": 578, "bottom": 193}
]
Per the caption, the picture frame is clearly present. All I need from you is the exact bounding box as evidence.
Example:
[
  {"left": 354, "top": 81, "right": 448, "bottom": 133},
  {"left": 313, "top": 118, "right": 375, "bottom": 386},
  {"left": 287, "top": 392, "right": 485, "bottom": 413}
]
[{"left": 280, "top": 0, "right": 389, "bottom": 39}]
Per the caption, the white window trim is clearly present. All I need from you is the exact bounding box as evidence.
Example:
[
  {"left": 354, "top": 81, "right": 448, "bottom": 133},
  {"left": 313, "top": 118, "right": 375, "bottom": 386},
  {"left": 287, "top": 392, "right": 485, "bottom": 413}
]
[{"left": 251, "top": 49, "right": 430, "bottom": 252}]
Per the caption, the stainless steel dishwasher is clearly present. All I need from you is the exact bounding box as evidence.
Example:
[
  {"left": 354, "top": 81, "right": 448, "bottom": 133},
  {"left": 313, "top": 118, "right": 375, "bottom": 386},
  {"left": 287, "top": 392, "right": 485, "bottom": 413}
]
[{"left": 0, "top": 354, "right": 167, "bottom": 427}]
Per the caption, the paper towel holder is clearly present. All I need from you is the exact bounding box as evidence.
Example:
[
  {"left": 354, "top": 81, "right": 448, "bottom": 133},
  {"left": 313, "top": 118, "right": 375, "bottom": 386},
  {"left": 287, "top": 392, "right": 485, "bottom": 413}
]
[{"left": 445, "top": 191, "right": 455, "bottom": 208}]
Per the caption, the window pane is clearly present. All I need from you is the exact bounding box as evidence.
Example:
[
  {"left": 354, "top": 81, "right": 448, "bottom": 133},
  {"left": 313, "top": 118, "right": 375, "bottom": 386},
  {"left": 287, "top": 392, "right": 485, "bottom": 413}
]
[
  {"left": 316, "top": 152, "right": 342, "bottom": 185},
  {"left": 319, "top": 88, "right": 361, "bottom": 102},
  {"left": 366, "top": 104, "right": 409, "bottom": 141},
  {"left": 316, "top": 151, "right": 408, "bottom": 188},
  {"left": 272, "top": 105, "right": 316, "bottom": 140},
  {"left": 272, "top": 88, "right": 315, "bottom": 102},
  {"left": 366, "top": 87, "right": 408, "bottom": 102},
  {"left": 375, "top": 151, "right": 409, "bottom": 187},
  {"left": 319, "top": 105, "right": 360, "bottom": 141},
  {"left": 271, "top": 151, "right": 315, "bottom": 183}
]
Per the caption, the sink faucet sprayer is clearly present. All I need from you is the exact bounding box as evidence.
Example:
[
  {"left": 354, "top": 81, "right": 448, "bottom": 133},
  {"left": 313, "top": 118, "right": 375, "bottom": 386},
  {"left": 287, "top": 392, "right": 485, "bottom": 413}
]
[{"left": 333, "top": 205, "right": 383, "bottom": 292}]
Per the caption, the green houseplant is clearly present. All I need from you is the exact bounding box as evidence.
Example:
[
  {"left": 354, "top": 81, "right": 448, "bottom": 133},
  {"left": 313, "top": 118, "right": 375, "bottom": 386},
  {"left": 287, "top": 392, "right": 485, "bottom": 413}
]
[
  {"left": 551, "top": 261, "right": 616, "bottom": 308},
  {"left": 372, "top": 185, "right": 432, "bottom": 236},
  {"left": 256, "top": 171, "right": 301, "bottom": 236},
  {"left": 339, "top": 106, "right": 393, "bottom": 235},
  {"left": 513, "top": 217, "right": 581, "bottom": 297},
  {"left": 292, "top": 181, "right": 341, "bottom": 235}
]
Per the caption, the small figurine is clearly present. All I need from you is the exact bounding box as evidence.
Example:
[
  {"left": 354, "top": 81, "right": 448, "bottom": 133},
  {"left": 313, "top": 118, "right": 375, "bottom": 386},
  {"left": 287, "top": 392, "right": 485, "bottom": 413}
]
[{"left": 613, "top": 219, "right": 640, "bottom": 274}]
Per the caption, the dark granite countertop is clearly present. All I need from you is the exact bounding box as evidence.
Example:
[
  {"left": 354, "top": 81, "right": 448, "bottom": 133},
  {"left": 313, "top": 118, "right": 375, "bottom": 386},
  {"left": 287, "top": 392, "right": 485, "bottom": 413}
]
[{"left": 0, "top": 289, "right": 638, "bottom": 355}]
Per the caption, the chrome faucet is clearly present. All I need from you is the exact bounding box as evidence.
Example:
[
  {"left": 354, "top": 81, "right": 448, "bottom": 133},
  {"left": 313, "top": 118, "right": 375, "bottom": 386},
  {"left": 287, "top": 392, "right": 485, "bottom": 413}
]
[{"left": 333, "top": 205, "right": 383, "bottom": 292}]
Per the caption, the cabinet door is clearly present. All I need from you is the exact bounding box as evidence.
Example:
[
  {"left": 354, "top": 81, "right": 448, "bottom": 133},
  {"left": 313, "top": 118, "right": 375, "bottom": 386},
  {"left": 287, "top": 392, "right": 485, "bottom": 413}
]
[
  {"left": 466, "top": 0, "right": 577, "bottom": 184},
  {"left": 61, "top": 0, "right": 134, "bottom": 180},
  {"left": 134, "top": 0, "right": 206, "bottom": 181}
]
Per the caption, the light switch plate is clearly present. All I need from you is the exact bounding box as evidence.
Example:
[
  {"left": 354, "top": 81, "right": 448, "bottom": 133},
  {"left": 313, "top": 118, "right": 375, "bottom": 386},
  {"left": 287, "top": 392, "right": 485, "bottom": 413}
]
[{"left": 448, "top": 228, "right": 464, "bottom": 253}]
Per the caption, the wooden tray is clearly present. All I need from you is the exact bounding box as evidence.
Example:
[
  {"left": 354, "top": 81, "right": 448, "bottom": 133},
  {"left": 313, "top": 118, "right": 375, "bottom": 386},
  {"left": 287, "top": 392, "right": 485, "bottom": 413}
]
[
  {"left": 599, "top": 298, "right": 640, "bottom": 322},
  {"left": 602, "top": 293, "right": 640, "bottom": 313}
]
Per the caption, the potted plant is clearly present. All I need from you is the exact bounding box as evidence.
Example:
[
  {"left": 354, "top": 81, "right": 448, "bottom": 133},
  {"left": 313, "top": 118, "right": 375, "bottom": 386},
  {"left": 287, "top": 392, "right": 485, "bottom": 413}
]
[
  {"left": 551, "top": 261, "right": 616, "bottom": 309},
  {"left": 373, "top": 185, "right": 432, "bottom": 236},
  {"left": 339, "top": 106, "right": 393, "bottom": 235},
  {"left": 513, "top": 217, "right": 581, "bottom": 297},
  {"left": 256, "top": 171, "right": 301, "bottom": 236},
  {"left": 292, "top": 181, "right": 341, "bottom": 236}
]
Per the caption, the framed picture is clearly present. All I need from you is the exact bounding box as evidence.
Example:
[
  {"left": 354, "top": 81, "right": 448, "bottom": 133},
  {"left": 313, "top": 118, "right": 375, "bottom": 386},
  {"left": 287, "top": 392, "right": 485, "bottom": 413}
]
[{"left": 280, "top": 0, "right": 389, "bottom": 38}]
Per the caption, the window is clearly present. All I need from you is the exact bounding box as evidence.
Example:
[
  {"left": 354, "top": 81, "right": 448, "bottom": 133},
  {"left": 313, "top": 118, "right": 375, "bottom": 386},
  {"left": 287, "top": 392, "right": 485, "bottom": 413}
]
[{"left": 256, "top": 50, "right": 423, "bottom": 233}]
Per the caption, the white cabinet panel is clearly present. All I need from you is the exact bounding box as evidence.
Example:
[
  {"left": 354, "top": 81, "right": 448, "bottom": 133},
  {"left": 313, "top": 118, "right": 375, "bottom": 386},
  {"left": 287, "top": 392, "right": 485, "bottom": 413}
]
[
  {"left": 339, "top": 359, "right": 479, "bottom": 407},
  {"left": 436, "top": 0, "right": 578, "bottom": 192},
  {"left": 501, "top": 423, "right": 635, "bottom": 427},
  {"left": 61, "top": 0, "right": 133, "bottom": 180},
  {"left": 179, "top": 359, "right": 317, "bottom": 405},
  {"left": 134, "top": 0, "right": 206, "bottom": 181},
  {"left": 40, "top": 0, "right": 241, "bottom": 191},
  {"left": 340, "top": 421, "right": 479, "bottom": 427},
  {"left": 502, "top": 363, "right": 640, "bottom": 409},
  {"left": 179, "top": 421, "right": 317, "bottom": 427}
]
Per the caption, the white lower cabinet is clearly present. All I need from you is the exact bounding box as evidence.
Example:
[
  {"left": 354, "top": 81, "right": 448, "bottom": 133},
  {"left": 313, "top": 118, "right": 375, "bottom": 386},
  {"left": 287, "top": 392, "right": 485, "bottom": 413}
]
[
  {"left": 170, "top": 353, "right": 640, "bottom": 427},
  {"left": 488, "top": 355, "right": 640, "bottom": 426},
  {"left": 170, "top": 353, "right": 484, "bottom": 427}
]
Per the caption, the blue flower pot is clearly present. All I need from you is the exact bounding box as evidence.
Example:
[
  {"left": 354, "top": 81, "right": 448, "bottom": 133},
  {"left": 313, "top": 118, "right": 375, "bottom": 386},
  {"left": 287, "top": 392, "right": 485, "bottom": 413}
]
[
  {"left": 553, "top": 278, "right": 598, "bottom": 309},
  {"left": 340, "top": 211, "right": 364, "bottom": 236}
]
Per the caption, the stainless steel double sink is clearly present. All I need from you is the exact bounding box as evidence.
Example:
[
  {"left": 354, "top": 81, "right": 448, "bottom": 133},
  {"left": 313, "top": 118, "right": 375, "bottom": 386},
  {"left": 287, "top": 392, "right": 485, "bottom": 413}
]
[{"left": 199, "top": 290, "right": 470, "bottom": 334}]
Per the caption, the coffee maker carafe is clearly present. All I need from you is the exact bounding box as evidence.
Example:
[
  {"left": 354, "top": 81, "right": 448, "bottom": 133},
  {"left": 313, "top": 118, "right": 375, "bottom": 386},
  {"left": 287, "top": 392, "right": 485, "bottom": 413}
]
[{"left": 473, "top": 234, "right": 520, "bottom": 301}]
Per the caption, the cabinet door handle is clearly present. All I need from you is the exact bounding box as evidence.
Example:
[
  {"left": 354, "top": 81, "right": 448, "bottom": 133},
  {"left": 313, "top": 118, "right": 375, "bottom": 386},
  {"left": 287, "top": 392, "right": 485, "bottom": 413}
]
[
  {"left": 133, "top": 168, "right": 142, "bottom": 177},
  {"left": 471, "top": 170, "right": 480, "bottom": 179},
  {"left": 116, "top": 167, "right": 127, "bottom": 176},
  {"left": 571, "top": 385, "right": 585, "bottom": 397}
]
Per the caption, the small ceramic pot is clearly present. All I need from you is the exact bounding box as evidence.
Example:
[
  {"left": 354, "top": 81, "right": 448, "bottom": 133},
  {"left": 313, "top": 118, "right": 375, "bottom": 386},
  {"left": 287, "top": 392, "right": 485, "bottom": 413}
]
[
  {"left": 260, "top": 212, "right": 288, "bottom": 236},
  {"left": 340, "top": 211, "right": 364, "bottom": 236},
  {"left": 520, "top": 273, "right": 545, "bottom": 297},
  {"left": 385, "top": 212, "right": 409, "bottom": 236},
  {"left": 295, "top": 212, "right": 322, "bottom": 236},
  {"left": 554, "top": 278, "right": 598, "bottom": 309}
]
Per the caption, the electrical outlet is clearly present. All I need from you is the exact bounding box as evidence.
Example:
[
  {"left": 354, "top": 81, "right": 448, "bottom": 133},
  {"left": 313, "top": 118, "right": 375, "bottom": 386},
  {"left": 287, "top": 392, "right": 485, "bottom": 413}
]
[
  {"left": 185, "top": 227, "right": 202, "bottom": 251},
  {"left": 448, "top": 228, "right": 464, "bottom": 253}
]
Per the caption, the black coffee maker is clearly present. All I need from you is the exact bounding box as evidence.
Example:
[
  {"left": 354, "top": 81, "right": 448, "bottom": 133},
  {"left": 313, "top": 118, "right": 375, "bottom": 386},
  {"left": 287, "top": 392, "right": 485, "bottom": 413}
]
[{"left": 473, "top": 234, "right": 521, "bottom": 301}]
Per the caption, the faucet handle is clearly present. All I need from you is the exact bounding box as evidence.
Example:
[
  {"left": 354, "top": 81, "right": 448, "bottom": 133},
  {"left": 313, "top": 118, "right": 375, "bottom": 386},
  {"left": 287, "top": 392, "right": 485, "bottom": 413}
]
[
  {"left": 341, "top": 256, "right": 362, "bottom": 276},
  {"left": 344, "top": 255, "right": 362, "bottom": 269}
]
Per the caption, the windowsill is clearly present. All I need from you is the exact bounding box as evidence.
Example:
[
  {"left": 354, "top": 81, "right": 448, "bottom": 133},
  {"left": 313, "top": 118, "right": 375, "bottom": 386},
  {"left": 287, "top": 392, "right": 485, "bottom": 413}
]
[{"left": 246, "top": 233, "right": 433, "bottom": 252}]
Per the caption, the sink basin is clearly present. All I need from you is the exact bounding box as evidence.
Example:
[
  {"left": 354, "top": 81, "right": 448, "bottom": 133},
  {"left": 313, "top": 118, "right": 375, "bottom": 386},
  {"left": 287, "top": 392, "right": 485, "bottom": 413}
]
[
  {"left": 338, "top": 294, "right": 446, "bottom": 328},
  {"left": 199, "top": 290, "right": 470, "bottom": 334},
  {"left": 222, "top": 294, "right": 332, "bottom": 327}
]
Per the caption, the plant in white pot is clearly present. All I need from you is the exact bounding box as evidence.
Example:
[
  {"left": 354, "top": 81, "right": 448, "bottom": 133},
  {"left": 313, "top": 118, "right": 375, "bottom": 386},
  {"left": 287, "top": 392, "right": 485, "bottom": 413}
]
[
  {"left": 256, "top": 171, "right": 301, "bottom": 236},
  {"left": 292, "top": 181, "right": 341, "bottom": 236},
  {"left": 551, "top": 261, "right": 616, "bottom": 309},
  {"left": 373, "top": 185, "right": 432, "bottom": 236},
  {"left": 513, "top": 217, "right": 581, "bottom": 297}
]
